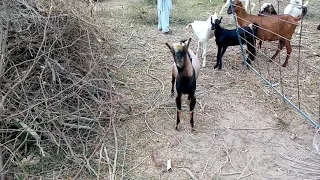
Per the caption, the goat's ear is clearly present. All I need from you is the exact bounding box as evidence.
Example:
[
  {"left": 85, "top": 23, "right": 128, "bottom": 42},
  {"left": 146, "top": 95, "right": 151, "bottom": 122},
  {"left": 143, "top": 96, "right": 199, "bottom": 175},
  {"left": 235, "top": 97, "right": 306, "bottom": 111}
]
[
  {"left": 165, "top": 43, "right": 175, "bottom": 55},
  {"left": 184, "top": 38, "right": 192, "bottom": 50}
]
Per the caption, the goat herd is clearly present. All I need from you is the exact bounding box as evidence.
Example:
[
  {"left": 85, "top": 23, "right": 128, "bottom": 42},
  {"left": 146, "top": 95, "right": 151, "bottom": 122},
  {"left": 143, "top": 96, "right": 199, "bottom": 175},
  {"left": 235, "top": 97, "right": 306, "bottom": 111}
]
[{"left": 165, "top": 0, "right": 313, "bottom": 132}]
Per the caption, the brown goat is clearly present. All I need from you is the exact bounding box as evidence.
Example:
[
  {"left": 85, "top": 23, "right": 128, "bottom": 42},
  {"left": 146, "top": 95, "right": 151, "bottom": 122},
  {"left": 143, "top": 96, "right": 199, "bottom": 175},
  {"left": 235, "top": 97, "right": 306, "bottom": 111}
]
[{"left": 227, "top": 0, "right": 302, "bottom": 67}]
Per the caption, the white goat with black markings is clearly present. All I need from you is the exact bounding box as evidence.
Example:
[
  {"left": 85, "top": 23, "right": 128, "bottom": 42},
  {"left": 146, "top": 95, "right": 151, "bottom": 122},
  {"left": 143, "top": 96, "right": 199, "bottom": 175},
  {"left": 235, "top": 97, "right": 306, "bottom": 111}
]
[
  {"left": 185, "top": 12, "right": 218, "bottom": 67},
  {"left": 284, "top": 0, "right": 309, "bottom": 36},
  {"left": 220, "top": 0, "right": 256, "bottom": 15}
]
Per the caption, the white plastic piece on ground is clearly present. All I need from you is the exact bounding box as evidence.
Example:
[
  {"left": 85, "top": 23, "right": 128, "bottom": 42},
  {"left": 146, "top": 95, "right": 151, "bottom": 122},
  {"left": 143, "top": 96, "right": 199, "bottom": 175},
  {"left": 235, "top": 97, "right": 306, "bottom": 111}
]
[{"left": 167, "top": 159, "right": 172, "bottom": 171}]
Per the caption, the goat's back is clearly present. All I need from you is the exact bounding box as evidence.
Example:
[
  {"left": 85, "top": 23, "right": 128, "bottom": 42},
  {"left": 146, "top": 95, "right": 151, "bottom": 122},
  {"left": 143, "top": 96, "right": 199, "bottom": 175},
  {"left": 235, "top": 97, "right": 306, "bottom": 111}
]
[
  {"left": 188, "top": 49, "right": 201, "bottom": 79},
  {"left": 284, "top": 4, "right": 302, "bottom": 17},
  {"left": 238, "top": 14, "right": 299, "bottom": 40},
  {"left": 189, "top": 21, "right": 214, "bottom": 42}
]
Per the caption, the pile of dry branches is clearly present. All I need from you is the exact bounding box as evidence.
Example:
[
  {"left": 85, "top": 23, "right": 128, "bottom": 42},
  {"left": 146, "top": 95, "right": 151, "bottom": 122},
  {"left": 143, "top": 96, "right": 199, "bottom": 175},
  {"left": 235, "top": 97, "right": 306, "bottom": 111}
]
[{"left": 0, "top": 0, "right": 119, "bottom": 178}]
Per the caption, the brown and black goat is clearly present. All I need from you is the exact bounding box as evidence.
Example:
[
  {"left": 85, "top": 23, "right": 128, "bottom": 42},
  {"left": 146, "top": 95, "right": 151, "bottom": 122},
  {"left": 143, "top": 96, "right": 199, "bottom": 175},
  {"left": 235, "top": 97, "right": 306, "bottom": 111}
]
[
  {"left": 165, "top": 38, "right": 201, "bottom": 132},
  {"left": 227, "top": 0, "right": 302, "bottom": 67}
]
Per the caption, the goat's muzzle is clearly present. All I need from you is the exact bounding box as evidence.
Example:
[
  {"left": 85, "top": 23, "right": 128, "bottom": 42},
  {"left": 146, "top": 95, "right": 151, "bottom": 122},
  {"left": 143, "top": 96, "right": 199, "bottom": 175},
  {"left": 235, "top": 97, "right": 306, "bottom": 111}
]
[{"left": 176, "top": 60, "right": 184, "bottom": 69}]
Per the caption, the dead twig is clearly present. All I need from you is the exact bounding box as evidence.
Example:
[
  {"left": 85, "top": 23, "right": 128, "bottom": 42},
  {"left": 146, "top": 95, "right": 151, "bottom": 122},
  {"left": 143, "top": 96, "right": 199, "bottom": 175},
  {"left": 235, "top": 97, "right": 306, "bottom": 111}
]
[
  {"left": 178, "top": 167, "right": 199, "bottom": 180},
  {"left": 236, "top": 155, "right": 255, "bottom": 180},
  {"left": 0, "top": 146, "right": 4, "bottom": 180}
]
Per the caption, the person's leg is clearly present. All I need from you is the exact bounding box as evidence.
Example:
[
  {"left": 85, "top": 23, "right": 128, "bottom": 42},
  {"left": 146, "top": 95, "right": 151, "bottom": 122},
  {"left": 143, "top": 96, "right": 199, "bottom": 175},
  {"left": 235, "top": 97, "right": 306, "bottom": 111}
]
[
  {"left": 158, "top": 9, "right": 162, "bottom": 31},
  {"left": 161, "top": 7, "right": 170, "bottom": 33}
]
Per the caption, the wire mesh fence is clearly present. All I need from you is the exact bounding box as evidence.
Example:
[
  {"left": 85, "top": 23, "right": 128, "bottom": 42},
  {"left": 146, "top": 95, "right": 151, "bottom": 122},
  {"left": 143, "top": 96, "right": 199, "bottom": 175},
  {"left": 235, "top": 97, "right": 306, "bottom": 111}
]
[{"left": 228, "top": 0, "right": 320, "bottom": 128}]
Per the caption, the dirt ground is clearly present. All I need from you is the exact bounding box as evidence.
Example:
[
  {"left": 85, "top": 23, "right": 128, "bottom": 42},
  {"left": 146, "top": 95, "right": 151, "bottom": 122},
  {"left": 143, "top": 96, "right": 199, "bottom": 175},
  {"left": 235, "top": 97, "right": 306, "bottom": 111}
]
[{"left": 93, "top": 0, "right": 320, "bottom": 179}]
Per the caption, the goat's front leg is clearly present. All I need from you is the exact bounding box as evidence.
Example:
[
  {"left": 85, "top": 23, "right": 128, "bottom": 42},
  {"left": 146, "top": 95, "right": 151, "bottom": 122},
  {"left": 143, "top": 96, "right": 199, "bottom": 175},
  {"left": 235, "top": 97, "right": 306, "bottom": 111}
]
[
  {"left": 271, "top": 39, "right": 285, "bottom": 62},
  {"left": 175, "top": 93, "right": 182, "bottom": 131},
  {"left": 218, "top": 46, "right": 227, "bottom": 70},
  {"left": 189, "top": 94, "right": 196, "bottom": 132},
  {"left": 202, "top": 42, "right": 208, "bottom": 67},
  {"left": 296, "top": 25, "right": 302, "bottom": 37},
  {"left": 282, "top": 40, "right": 292, "bottom": 67},
  {"left": 171, "top": 73, "right": 175, "bottom": 97}
]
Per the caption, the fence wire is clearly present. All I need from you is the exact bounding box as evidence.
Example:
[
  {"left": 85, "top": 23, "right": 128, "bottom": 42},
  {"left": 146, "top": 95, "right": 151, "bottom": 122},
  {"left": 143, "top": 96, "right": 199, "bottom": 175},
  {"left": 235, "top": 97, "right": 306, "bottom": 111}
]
[{"left": 228, "top": 0, "right": 320, "bottom": 128}]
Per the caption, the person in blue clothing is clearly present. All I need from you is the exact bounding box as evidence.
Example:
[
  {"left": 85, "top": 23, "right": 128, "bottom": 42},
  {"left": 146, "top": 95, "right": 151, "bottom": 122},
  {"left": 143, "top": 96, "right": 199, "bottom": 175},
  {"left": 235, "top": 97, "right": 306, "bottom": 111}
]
[{"left": 157, "top": 0, "right": 172, "bottom": 34}]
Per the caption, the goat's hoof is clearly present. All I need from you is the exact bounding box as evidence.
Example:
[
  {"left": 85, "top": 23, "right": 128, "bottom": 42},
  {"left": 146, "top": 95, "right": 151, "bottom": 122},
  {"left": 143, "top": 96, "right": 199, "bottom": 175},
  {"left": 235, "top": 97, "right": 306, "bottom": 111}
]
[
  {"left": 175, "top": 126, "right": 179, "bottom": 131},
  {"left": 191, "top": 128, "right": 195, "bottom": 132},
  {"left": 214, "top": 65, "right": 218, "bottom": 69},
  {"left": 202, "top": 65, "right": 206, "bottom": 68},
  {"left": 282, "top": 64, "right": 287, "bottom": 67},
  {"left": 170, "top": 92, "right": 174, "bottom": 97}
]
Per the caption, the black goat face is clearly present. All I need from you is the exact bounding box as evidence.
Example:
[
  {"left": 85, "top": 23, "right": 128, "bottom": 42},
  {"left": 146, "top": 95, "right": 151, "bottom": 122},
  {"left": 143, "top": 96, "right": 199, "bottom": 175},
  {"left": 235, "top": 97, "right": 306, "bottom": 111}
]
[
  {"left": 174, "top": 50, "right": 187, "bottom": 68},
  {"left": 165, "top": 38, "right": 192, "bottom": 69},
  {"left": 211, "top": 17, "right": 222, "bottom": 30}
]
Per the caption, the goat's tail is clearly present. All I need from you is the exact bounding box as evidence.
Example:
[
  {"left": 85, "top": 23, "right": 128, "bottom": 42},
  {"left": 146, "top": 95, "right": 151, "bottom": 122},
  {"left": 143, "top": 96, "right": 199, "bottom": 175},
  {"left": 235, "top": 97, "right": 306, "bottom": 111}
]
[{"left": 302, "top": 6, "right": 308, "bottom": 17}]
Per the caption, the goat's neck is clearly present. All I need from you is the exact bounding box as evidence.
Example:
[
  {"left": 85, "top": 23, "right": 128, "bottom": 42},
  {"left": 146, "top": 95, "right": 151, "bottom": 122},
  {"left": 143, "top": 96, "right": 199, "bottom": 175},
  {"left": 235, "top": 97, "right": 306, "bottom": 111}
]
[
  {"left": 214, "top": 25, "right": 223, "bottom": 37},
  {"left": 178, "top": 53, "right": 193, "bottom": 78},
  {"left": 235, "top": 9, "right": 249, "bottom": 26}
]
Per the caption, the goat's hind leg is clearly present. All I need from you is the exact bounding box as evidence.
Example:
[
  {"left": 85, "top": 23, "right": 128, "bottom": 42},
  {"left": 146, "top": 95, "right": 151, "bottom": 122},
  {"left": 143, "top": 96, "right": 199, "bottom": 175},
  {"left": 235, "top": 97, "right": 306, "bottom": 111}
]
[
  {"left": 175, "top": 93, "right": 182, "bottom": 131},
  {"left": 271, "top": 39, "right": 285, "bottom": 62},
  {"left": 202, "top": 42, "right": 208, "bottom": 67},
  {"left": 189, "top": 94, "right": 196, "bottom": 132},
  {"left": 197, "top": 41, "right": 201, "bottom": 57},
  {"left": 282, "top": 40, "right": 292, "bottom": 67},
  {"left": 214, "top": 46, "right": 222, "bottom": 69}
]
